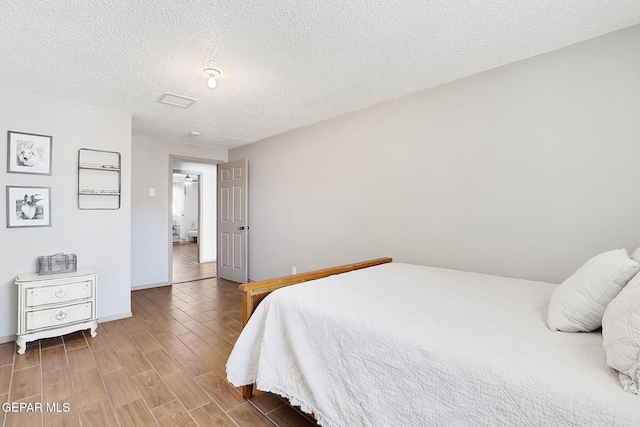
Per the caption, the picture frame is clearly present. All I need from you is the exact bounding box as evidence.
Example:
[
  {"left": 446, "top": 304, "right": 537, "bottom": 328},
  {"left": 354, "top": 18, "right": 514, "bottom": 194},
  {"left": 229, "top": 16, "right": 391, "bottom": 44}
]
[
  {"left": 7, "top": 130, "right": 53, "bottom": 175},
  {"left": 6, "top": 186, "right": 52, "bottom": 228}
]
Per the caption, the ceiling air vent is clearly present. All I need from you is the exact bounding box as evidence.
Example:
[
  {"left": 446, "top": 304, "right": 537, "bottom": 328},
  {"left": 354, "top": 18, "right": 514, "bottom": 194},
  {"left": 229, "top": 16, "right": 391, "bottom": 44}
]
[{"left": 157, "top": 92, "right": 197, "bottom": 108}]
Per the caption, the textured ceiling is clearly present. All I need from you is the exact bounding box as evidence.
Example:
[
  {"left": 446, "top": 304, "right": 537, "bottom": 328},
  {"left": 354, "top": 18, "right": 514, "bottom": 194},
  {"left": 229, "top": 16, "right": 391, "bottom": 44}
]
[{"left": 1, "top": 1, "right": 639, "bottom": 149}]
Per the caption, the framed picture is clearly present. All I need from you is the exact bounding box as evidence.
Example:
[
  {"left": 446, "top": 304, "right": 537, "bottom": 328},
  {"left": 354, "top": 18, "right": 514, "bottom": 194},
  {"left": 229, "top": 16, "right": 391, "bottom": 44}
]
[
  {"left": 6, "top": 186, "right": 52, "bottom": 228},
  {"left": 7, "top": 131, "right": 53, "bottom": 175}
]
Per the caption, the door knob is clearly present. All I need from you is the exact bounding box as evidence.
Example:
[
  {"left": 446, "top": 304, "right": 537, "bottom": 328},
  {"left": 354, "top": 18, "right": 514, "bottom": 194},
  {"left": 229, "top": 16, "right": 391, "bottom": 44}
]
[{"left": 239, "top": 226, "right": 250, "bottom": 230}]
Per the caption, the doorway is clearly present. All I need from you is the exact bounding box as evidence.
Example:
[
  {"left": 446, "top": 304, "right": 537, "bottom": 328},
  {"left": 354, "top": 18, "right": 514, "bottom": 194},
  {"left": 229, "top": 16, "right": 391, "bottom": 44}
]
[{"left": 170, "top": 160, "right": 218, "bottom": 283}]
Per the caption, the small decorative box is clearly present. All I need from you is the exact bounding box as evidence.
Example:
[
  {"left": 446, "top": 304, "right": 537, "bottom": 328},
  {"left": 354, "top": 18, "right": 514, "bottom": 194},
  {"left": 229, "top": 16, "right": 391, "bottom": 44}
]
[{"left": 38, "top": 253, "right": 77, "bottom": 275}]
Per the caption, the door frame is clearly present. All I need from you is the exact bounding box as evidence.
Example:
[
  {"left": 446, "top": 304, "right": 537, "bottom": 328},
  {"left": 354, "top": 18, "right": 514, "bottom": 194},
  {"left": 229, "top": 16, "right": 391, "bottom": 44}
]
[{"left": 167, "top": 155, "right": 222, "bottom": 284}]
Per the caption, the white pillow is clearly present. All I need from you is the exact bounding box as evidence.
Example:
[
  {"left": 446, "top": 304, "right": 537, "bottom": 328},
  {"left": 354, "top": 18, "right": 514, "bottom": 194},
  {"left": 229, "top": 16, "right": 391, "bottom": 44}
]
[
  {"left": 547, "top": 249, "right": 639, "bottom": 332},
  {"left": 631, "top": 247, "right": 640, "bottom": 264},
  {"left": 602, "top": 273, "right": 640, "bottom": 394}
]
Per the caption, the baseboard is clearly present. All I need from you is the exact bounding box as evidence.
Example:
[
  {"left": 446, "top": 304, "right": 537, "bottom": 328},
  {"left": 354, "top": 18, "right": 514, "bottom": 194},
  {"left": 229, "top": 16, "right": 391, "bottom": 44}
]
[
  {"left": 99, "top": 311, "right": 132, "bottom": 323},
  {"left": 131, "top": 282, "right": 170, "bottom": 291},
  {"left": 0, "top": 334, "right": 16, "bottom": 345},
  {"left": 201, "top": 258, "right": 217, "bottom": 263}
]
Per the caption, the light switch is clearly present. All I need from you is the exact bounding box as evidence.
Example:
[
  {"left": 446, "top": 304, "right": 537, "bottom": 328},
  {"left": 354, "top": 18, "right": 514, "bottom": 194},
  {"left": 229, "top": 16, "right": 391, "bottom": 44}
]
[{"left": 149, "top": 188, "right": 155, "bottom": 196}]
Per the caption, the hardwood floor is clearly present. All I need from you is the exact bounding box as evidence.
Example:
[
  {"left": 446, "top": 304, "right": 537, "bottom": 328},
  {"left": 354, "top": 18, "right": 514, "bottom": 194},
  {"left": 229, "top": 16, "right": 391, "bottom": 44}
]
[
  {"left": 172, "top": 243, "right": 218, "bottom": 284},
  {"left": 1, "top": 271, "right": 317, "bottom": 426}
]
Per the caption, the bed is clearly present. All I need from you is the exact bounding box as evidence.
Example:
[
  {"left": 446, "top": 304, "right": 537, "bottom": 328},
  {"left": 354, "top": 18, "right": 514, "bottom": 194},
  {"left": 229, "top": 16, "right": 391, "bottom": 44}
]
[
  {"left": 226, "top": 258, "right": 640, "bottom": 427},
  {"left": 186, "top": 229, "right": 198, "bottom": 242}
]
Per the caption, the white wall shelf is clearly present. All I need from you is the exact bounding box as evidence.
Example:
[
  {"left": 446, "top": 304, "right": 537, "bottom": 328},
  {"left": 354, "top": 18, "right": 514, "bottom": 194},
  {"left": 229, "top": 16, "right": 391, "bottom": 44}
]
[{"left": 78, "top": 148, "right": 121, "bottom": 210}]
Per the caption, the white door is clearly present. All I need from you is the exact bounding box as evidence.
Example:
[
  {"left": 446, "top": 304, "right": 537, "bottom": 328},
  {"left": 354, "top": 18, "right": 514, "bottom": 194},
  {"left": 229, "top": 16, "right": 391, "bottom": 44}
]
[{"left": 217, "top": 159, "right": 248, "bottom": 283}]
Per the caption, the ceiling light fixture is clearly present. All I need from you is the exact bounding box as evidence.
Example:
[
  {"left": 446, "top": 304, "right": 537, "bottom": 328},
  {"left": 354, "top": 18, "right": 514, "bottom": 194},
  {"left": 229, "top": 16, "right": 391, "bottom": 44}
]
[
  {"left": 203, "top": 68, "right": 221, "bottom": 89},
  {"left": 185, "top": 175, "right": 193, "bottom": 182}
]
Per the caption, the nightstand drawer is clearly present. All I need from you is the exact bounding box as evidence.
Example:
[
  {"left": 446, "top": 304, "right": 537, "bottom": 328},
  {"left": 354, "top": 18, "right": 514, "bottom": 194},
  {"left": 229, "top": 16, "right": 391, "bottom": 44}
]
[
  {"left": 25, "top": 280, "right": 92, "bottom": 307},
  {"left": 25, "top": 302, "right": 93, "bottom": 331}
]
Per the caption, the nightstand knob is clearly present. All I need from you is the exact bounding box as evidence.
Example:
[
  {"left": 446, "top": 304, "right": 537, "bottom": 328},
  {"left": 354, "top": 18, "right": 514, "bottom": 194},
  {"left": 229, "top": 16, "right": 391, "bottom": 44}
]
[
  {"left": 55, "top": 311, "right": 67, "bottom": 321},
  {"left": 55, "top": 289, "right": 67, "bottom": 298}
]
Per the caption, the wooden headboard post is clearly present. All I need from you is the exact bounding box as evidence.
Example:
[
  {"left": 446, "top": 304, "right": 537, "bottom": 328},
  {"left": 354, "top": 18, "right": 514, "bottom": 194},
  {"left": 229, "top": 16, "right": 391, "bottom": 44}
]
[{"left": 237, "top": 257, "right": 392, "bottom": 399}]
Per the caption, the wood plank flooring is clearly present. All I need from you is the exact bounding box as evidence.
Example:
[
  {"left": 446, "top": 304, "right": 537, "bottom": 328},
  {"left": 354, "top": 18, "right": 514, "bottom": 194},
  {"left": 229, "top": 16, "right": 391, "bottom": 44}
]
[
  {"left": 172, "top": 243, "right": 218, "bottom": 284},
  {"left": 1, "top": 264, "right": 317, "bottom": 426}
]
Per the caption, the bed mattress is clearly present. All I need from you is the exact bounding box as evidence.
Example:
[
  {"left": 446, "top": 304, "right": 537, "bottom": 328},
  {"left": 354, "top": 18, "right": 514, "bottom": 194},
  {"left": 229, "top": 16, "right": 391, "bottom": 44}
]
[{"left": 226, "top": 263, "right": 640, "bottom": 426}]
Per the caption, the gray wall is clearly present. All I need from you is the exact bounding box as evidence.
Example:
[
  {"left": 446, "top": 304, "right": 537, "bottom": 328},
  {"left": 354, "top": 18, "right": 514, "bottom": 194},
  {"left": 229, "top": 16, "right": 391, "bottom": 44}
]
[
  {"left": 0, "top": 89, "right": 132, "bottom": 342},
  {"left": 131, "top": 136, "right": 226, "bottom": 288},
  {"left": 230, "top": 25, "right": 640, "bottom": 284}
]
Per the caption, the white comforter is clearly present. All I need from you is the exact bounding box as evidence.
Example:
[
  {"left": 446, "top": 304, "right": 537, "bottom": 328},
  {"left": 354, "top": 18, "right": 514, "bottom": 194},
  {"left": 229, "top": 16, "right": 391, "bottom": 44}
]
[{"left": 226, "top": 263, "right": 640, "bottom": 426}]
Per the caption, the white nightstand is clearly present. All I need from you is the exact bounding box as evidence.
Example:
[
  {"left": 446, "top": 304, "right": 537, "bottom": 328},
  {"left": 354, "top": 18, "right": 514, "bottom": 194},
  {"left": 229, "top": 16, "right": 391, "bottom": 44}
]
[{"left": 15, "top": 269, "right": 98, "bottom": 354}]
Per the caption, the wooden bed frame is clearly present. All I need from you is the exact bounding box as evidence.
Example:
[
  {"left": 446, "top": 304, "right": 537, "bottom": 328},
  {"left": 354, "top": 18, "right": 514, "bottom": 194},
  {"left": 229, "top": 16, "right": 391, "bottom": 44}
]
[{"left": 237, "top": 257, "right": 393, "bottom": 398}]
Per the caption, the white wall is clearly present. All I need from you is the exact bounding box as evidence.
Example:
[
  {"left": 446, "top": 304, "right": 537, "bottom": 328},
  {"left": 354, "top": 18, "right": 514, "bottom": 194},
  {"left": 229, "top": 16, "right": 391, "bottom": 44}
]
[
  {"left": 230, "top": 25, "right": 640, "bottom": 284},
  {"left": 0, "top": 89, "right": 132, "bottom": 342},
  {"left": 131, "top": 136, "right": 226, "bottom": 289}
]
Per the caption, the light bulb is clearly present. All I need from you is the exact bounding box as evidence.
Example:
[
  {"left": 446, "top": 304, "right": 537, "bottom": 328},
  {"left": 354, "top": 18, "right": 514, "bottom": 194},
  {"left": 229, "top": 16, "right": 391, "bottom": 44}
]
[{"left": 204, "top": 68, "right": 221, "bottom": 89}]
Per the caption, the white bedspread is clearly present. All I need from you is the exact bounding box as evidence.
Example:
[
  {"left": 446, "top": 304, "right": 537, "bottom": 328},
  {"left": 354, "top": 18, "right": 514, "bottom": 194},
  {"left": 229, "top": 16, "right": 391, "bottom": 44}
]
[{"left": 226, "top": 263, "right": 640, "bottom": 426}]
